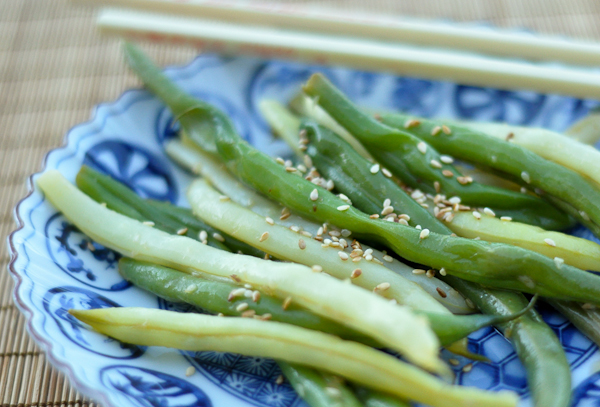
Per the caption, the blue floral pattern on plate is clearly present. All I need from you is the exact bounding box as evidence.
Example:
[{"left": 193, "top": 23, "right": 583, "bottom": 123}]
[{"left": 7, "top": 49, "right": 600, "bottom": 407}]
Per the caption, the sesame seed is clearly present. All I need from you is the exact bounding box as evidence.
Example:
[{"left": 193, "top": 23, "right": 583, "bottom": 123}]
[
  {"left": 506, "top": 132, "right": 514, "bottom": 141},
  {"left": 230, "top": 274, "right": 241, "bottom": 283},
  {"left": 398, "top": 219, "right": 409, "bottom": 226},
  {"left": 290, "top": 225, "right": 301, "bottom": 233},
  {"left": 462, "top": 363, "right": 473, "bottom": 373},
  {"left": 580, "top": 211, "right": 591, "bottom": 221},
  {"left": 282, "top": 296, "right": 292, "bottom": 310},
  {"left": 326, "top": 180, "right": 335, "bottom": 190},
  {"left": 219, "top": 195, "right": 230, "bottom": 202},
  {"left": 261, "top": 313, "right": 272, "bottom": 321},
  {"left": 260, "top": 232, "right": 269, "bottom": 242},
  {"left": 265, "top": 217, "right": 274, "bottom": 225},
  {"left": 442, "top": 125, "right": 452, "bottom": 135},
  {"left": 430, "top": 159, "right": 442, "bottom": 168},
  {"left": 415, "top": 225, "right": 422, "bottom": 230},
  {"left": 87, "top": 242, "right": 95, "bottom": 252},
  {"left": 186, "top": 366, "right": 196, "bottom": 377},
  {"left": 383, "top": 198, "right": 391, "bottom": 207},
  {"left": 276, "top": 157, "right": 285, "bottom": 165},
  {"left": 483, "top": 207, "right": 496, "bottom": 217},
  {"left": 365, "top": 254, "right": 373, "bottom": 261},
  {"left": 440, "top": 155, "right": 454, "bottom": 164},
  {"left": 382, "top": 168, "right": 392, "bottom": 177},
  {"left": 369, "top": 214, "right": 380, "bottom": 219},
  {"left": 439, "top": 268, "right": 447, "bottom": 276},
  {"left": 500, "top": 216, "right": 512, "bottom": 222},
  {"left": 370, "top": 164, "right": 380, "bottom": 174},
  {"left": 341, "top": 229, "right": 352, "bottom": 237},
  {"left": 419, "top": 229, "right": 430, "bottom": 239},
  {"left": 312, "top": 265, "right": 323, "bottom": 273},
  {"left": 412, "top": 268, "right": 426, "bottom": 275},
  {"left": 473, "top": 211, "right": 482, "bottom": 220},
  {"left": 177, "top": 227, "right": 188, "bottom": 235},
  {"left": 364, "top": 248, "right": 373, "bottom": 255},
  {"left": 236, "top": 303, "right": 249, "bottom": 312},
  {"left": 338, "top": 193, "right": 351, "bottom": 203},
  {"left": 351, "top": 269, "right": 362, "bottom": 278},
  {"left": 330, "top": 241, "right": 340, "bottom": 247},
  {"left": 383, "top": 255, "right": 393, "bottom": 263},
  {"left": 297, "top": 164, "right": 307, "bottom": 173},
  {"left": 252, "top": 291, "right": 261, "bottom": 302},
  {"left": 457, "top": 176, "right": 473, "bottom": 185},
  {"left": 544, "top": 238, "right": 556, "bottom": 247},
  {"left": 304, "top": 189, "right": 317, "bottom": 203},
  {"left": 323, "top": 238, "right": 332, "bottom": 246},
  {"left": 325, "top": 387, "right": 342, "bottom": 397},
  {"left": 213, "top": 233, "right": 225, "bottom": 242},
  {"left": 337, "top": 205, "right": 350, "bottom": 211},
  {"left": 521, "top": 171, "right": 531, "bottom": 183},
  {"left": 142, "top": 221, "right": 155, "bottom": 227},
  {"left": 442, "top": 170, "right": 454, "bottom": 177},
  {"left": 338, "top": 252, "right": 349, "bottom": 260},
  {"left": 436, "top": 287, "right": 447, "bottom": 298},
  {"left": 417, "top": 142, "right": 427, "bottom": 154},
  {"left": 449, "top": 358, "right": 460, "bottom": 366},
  {"left": 241, "top": 309, "right": 256, "bottom": 318},
  {"left": 285, "top": 167, "right": 297, "bottom": 173},
  {"left": 100, "top": 202, "right": 107, "bottom": 207},
  {"left": 448, "top": 196, "right": 461, "bottom": 205},
  {"left": 374, "top": 282, "right": 391, "bottom": 292},
  {"left": 582, "top": 303, "right": 596, "bottom": 310},
  {"left": 381, "top": 206, "right": 394, "bottom": 216},
  {"left": 431, "top": 126, "right": 442, "bottom": 136},
  {"left": 554, "top": 257, "right": 564, "bottom": 268},
  {"left": 298, "top": 239, "right": 306, "bottom": 250},
  {"left": 276, "top": 375, "right": 285, "bottom": 385},
  {"left": 444, "top": 213, "right": 455, "bottom": 222},
  {"left": 434, "top": 181, "right": 441, "bottom": 193},
  {"left": 404, "top": 119, "right": 421, "bottom": 128},
  {"left": 426, "top": 269, "right": 436, "bottom": 278},
  {"left": 474, "top": 236, "right": 481, "bottom": 240}
]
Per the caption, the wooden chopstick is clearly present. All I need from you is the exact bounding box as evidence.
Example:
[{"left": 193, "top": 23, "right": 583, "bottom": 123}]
[
  {"left": 98, "top": 8, "right": 600, "bottom": 100},
  {"left": 79, "top": 0, "right": 600, "bottom": 66}
]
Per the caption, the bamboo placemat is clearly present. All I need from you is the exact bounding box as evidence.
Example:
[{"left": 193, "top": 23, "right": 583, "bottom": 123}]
[{"left": 2, "top": 0, "right": 600, "bottom": 405}]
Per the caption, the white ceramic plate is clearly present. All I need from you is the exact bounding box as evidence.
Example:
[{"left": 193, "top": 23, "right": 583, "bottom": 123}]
[{"left": 8, "top": 53, "right": 600, "bottom": 407}]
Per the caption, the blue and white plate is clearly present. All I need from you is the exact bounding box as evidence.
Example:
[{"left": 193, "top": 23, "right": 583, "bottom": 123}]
[{"left": 8, "top": 53, "right": 600, "bottom": 407}]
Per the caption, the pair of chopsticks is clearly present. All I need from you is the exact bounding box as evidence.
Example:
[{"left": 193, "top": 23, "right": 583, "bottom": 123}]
[{"left": 77, "top": 0, "right": 600, "bottom": 99}]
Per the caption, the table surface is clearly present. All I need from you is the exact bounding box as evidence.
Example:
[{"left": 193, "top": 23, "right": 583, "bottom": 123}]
[{"left": 2, "top": 0, "right": 600, "bottom": 405}]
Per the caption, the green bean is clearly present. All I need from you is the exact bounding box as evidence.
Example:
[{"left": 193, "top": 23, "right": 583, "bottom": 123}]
[
  {"left": 278, "top": 363, "right": 363, "bottom": 407},
  {"left": 119, "top": 258, "right": 371, "bottom": 342},
  {"left": 548, "top": 299, "right": 600, "bottom": 348},
  {"left": 377, "top": 111, "right": 600, "bottom": 234},
  {"left": 353, "top": 386, "right": 410, "bottom": 407},
  {"left": 303, "top": 120, "right": 452, "bottom": 234},
  {"left": 302, "top": 74, "right": 572, "bottom": 231},
  {"left": 446, "top": 276, "right": 571, "bottom": 407},
  {"left": 565, "top": 111, "right": 600, "bottom": 145},
  {"left": 71, "top": 307, "right": 519, "bottom": 407},
  {"left": 38, "top": 170, "right": 447, "bottom": 375},
  {"left": 122, "top": 44, "right": 600, "bottom": 304}
]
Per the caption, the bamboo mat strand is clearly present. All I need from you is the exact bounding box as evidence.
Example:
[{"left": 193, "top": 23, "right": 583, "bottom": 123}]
[{"left": 2, "top": 0, "right": 600, "bottom": 405}]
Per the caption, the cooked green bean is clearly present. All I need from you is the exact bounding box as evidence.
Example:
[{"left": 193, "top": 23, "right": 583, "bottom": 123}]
[
  {"left": 353, "top": 387, "right": 410, "bottom": 407},
  {"left": 377, "top": 111, "right": 600, "bottom": 234},
  {"left": 565, "top": 111, "right": 600, "bottom": 145},
  {"left": 38, "top": 169, "right": 447, "bottom": 375},
  {"left": 165, "top": 137, "right": 473, "bottom": 314},
  {"left": 446, "top": 277, "right": 571, "bottom": 407},
  {"left": 278, "top": 363, "right": 363, "bottom": 407},
  {"left": 123, "top": 44, "right": 600, "bottom": 304},
  {"left": 548, "top": 299, "right": 600, "bottom": 348},
  {"left": 302, "top": 74, "right": 572, "bottom": 230},
  {"left": 70, "top": 307, "right": 519, "bottom": 407}
]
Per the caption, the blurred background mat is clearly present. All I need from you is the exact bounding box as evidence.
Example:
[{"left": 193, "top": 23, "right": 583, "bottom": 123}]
[{"left": 1, "top": 0, "right": 600, "bottom": 406}]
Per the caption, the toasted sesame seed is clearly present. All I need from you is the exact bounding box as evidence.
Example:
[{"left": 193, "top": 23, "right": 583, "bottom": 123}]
[
  {"left": 323, "top": 238, "right": 332, "bottom": 246},
  {"left": 412, "top": 268, "right": 426, "bottom": 275},
  {"left": 483, "top": 207, "right": 496, "bottom": 217},
  {"left": 326, "top": 180, "right": 335, "bottom": 190},
  {"left": 383, "top": 198, "right": 391, "bottom": 207},
  {"left": 417, "top": 142, "right": 427, "bottom": 154},
  {"left": 430, "top": 159, "right": 442, "bottom": 168},
  {"left": 236, "top": 303, "right": 249, "bottom": 312},
  {"left": 370, "top": 163, "right": 380, "bottom": 174},
  {"left": 252, "top": 291, "right": 261, "bottom": 302},
  {"left": 436, "top": 287, "right": 447, "bottom": 298},
  {"left": 521, "top": 171, "right": 531, "bottom": 183},
  {"left": 404, "top": 118, "right": 421, "bottom": 128},
  {"left": 297, "top": 164, "right": 307, "bottom": 173},
  {"left": 275, "top": 374, "right": 285, "bottom": 385},
  {"left": 285, "top": 166, "right": 297, "bottom": 173},
  {"left": 337, "top": 205, "right": 350, "bottom": 211},
  {"left": 186, "top": 366, "right": 196, "bottom": 377},
  {"left": 554, "top": 257, "right": 564, "bottom": 268},
  {"left": 439, "top": 268, "right": 447, "bottom": 276},
  {"left": 381, "top": 206, "right": 394, "bottom": 216},
  {"left": 260, "top": 232, "right": 269, "bottom": 242},
  {"left": 241, "top": 310, "right": 256, "bottom": 318},
  {"left": 310, "top": 189, "right": 319, "bottom": 201},
  {"left": 261, "top": 313, "right": 272, "bottom": 321},
  {"left": 282, "top": 296, "right": 292, "bottom": 310},
  {"left": 142, "top": 221, "right": 155, "bottom": 227},
  {"left": 265, "top": 217, "right": 275, "bottom": 225},
  {"left": 87, "top": 242, "right": 95, "bottom": 252},
  {"left": 351, "top": 269, "right": 362, "bottom": 278},
  {"left": 426, "top": 269, "right": 436, "bottom": 278},
  {"left": 462, "top": 363, "right": 473, "bottom": 373},
  {"left": 434, "top": 181, "right": 441, "bottom": 193},
  {"left": 544, "top": 238, "right": 556, "bottom": 247},
  {"left": 442, "top": 125, "right": 452, "bottom": 135},
  {"left": 213, "top": 232, "right": 225, "bottom": 242},
  {"left": 338, "top": 252, "right": 349, "bottom": 260},
  {"left": 506, "top": 132, "right": 514, "bottom": 141},
  {"left": 415, "top": 225, "right": 422, "bottom": 230},
  {"left": 440, "top": 155, "right": 454, "bottom": 164},
  {"left": 338, "top": 193, "right": 351, "bottom": 203},
  {"left": 383, "top": 255, "right": 393, "bottom": 263},
  {"left": 301, "top": 231, "right": 312, "bottom": 238},
  {"left": 374, "top": 282, "right": 391, "bottom": 291},
  {"left": 473, "top": 211, "right": 482, "bottom": 220},
  {"left": 176, "top": 227, "right": 188, "bottom": 236},
  {"left": 276, "top": 157, "right": 285, "bottom": 165},
  {"left": 382, "top": 168, "right": 392, "bottom": 177},
  {"left": 448, "top": 196, "right": 461, "bottom": 205},
  {"left": 330, "top": 241, "right": 340, "bottom": 247},
  {"left": 419, "top": 229, "right": 430, "bottom": 239},
  {"left": 312, "top": 265, "right": 323, "bottom": 273},
  {"left": 431, "top": 126, "right": 442, "bottom": 136},
  {"left": 442, "top": 170, "right": 454, "bottom": 177},
  {"left": 364, "top": 248, "right": 373, "bottom": 256},
  {"left": 184, "top": 284, "right": 197, "bottom": 294},
  {"left": 341, "top": 229, "right": 352, "bottom": 237},
  {"left": 290, "top": 225, "right": 301, "bottom": 233},
  {"left": 365, "top": 254, "right": 373, "bottom": 261},
  {"left": 369, "top": 214, "right": 380, "bottom": 219},
  {"left": 457, "top": 176, "right": 473, "bottom": 185},
  {"left": 500, "top": 216, "right": 512, "bottom": 222},
  {"left": 398, "top": 219, "right": 409, "bottom": 226},
  {"left": 298, "top": 239, "right": 306, "bottom": 250},
  {"left": 230, "top": 274, "right": 241, "bottom": 283},
  {"left": 448, "top": 358, "right": 460, "bottom": 366}
]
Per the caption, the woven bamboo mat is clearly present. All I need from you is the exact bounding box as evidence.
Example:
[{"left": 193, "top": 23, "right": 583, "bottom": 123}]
[{"left": 1, "top": 0, "right": 600, "bottom": 405}]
